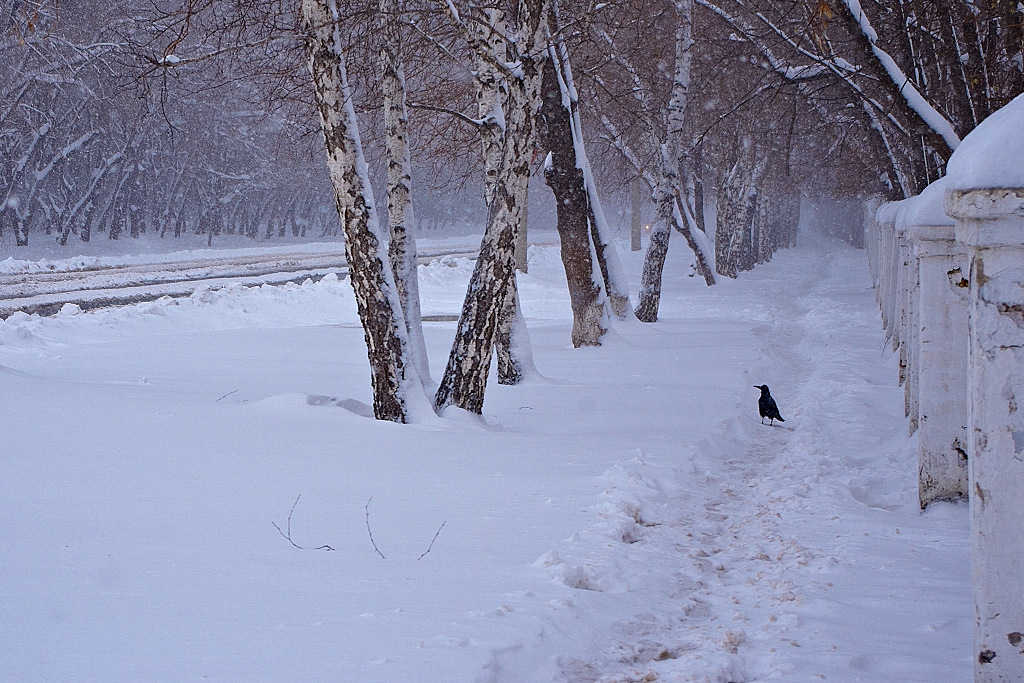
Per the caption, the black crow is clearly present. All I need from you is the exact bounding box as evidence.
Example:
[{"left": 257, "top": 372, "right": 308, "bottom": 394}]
[{"left": 754, "top": 385, "right": 784, "bottom": 425}]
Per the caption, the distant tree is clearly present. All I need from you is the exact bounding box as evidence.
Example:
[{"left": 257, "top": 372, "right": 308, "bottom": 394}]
[
  {"left": 575, "top": 0, "right": 715, "bottom": 323},
  {"left": 695, "top": 0, "right": 1024, "bottom": 198}
]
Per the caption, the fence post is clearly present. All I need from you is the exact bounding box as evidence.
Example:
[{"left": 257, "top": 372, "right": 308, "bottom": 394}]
[
  {"left": 908, "top": 222, "right": 969, "bottom": 507},
  {"left": 864, "top": 197, "right": 883, "bottom": 289},
  {"left": 876, "top": 209, "right": 897, "bottom": 338},
  {"left": 947, "top": 187, "right": 1024, "bottom": 681},
  {"left": 895, "top": 222, "right": 913, "bottom": 415},
  {"left": 900, "top": 219, "right": 921, "bottom": 433},
  {"left": 887, "top": 219, "right": 902, "bottom": 350}
]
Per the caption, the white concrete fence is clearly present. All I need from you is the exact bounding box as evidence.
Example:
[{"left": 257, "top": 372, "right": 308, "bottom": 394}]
[{"left": 866, "top": 184, "right": 1024, "bottom": 681}]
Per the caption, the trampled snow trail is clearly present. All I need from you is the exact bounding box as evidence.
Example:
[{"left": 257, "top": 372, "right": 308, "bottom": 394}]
[{"left": 518, "top": 234, "right": 971, "bottom": 682}]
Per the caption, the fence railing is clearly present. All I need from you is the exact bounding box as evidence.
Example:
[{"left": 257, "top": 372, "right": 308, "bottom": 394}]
[{"left": 866, "top": 183, "right": 1024, "bottom": 681}]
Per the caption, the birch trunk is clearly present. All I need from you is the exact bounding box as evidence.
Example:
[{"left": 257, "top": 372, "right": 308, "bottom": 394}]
[
  {"left": 496, "top": 280, "right": 535, "bottom": 383},
  {"left": 470, "top": 8, "right": 533, "bottom": 386},
  {"left": 434, "top": 0, "right": 548, "bottom": 412},
  {"left": 716, "top": 159, "right": 746, "bottom": 279},
  {"left": 634, "top": 195, "right": 672, "bottom": 322},
  {"left": 379, "top": 0, "right": 431, "bottom": 390},
  {"left": 635, "top": 0, "right": 713, "bottom": 321},
  {"left": 302, "top": 0, "right": 416, "bottom": 423}
]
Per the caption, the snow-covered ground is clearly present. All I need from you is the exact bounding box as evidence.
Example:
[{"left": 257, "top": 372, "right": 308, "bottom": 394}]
[{"left": 0, "top": 231, "right": 970, "bottom": 681}]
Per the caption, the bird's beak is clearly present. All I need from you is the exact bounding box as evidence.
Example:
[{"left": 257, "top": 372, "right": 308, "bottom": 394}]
[{"left": 753, "top": 385, "right": 760, "bottom": 389}]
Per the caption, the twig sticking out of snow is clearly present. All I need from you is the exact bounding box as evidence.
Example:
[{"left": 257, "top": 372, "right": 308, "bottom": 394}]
[
  {"left": 273, "top": 494, "right": 305, "bottom": 549},
  {"left": 417, "top": 521, "right": 447, "bottom": 560},
  {"left": 272, "top": 494, "right": 334, "bottom": 551},
  {"left": 365, "top": 497, "right": 386, "bottom": 559}
]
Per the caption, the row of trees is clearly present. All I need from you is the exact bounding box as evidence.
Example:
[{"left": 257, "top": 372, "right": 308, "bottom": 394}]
[
  {"left": 575, "top": 0, "right": 1022, "bottom": 300},
  {"left": 0, "top": 1, "right": 336, "bottom": 247},
  {"left": 2, "top": 0, "right": 1021, "bottom": 418}
]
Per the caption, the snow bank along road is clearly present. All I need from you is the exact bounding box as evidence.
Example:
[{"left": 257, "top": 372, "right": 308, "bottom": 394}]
[
  {"left": 0, "top": 234, "right": 970, "bottom": 681},
  {"left": 0, "top": 245, "right": 477, "bottom": 318}
]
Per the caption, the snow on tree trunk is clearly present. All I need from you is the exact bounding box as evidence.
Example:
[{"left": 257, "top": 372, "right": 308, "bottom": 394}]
[
  {"left": 948, "top": 188, "right": 1024, "bottom": 681},
  {"left": 434, "top": 0, "right": 548, "bottom": 413},
  {"left": 539, "top": 55, "right": 606, "bottom": 347},
  {"left": 379, "top": 0, "right": 432, "bottom": 390},
  {"left": 585, "top": 188, "right": 633, "bottom": 317},
  {"left": 550, "top": 30, "right": 634, "bottom": 319},
  {"left": 635, "top": 0, "right": 714, "bottom": 322},
  {"left": 302, "top": 0, "right": 417, "bottom": 423},
  {"left": 495, "top": 263, "right": 536, "bottom": 384},
  {"left": 496, "top": 278, "right": 536, "bottom": 383},
  {"left": 470, "top": 7, "right": 533, "bottom": 386}
]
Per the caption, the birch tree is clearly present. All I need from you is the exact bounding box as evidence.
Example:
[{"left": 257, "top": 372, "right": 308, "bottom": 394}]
[
  {"left": 301, "top": 0, "right": 422, "bottom": 422},
  {"left": 468, "top": 7, "right": 535, "bottom": 386},
  {"left": 581, "top": 0, "right": 715, "bottom": 322},
  {"left": 432, "top": 0, "right": 550, "bottom": 413},
  {"left": 635, "top": 0, "right": 717, "bottom": 322},
  {"left": 379, "top": 0, "right": 432, "bottom": 390}
]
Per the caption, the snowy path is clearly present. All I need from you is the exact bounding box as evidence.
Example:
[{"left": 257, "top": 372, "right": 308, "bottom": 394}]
[
  {"left": 0, "top": 233, "right": 970, "bottom": 681},
  {"left": 481, "top": 236, "right": 971, "bottom": 681}
]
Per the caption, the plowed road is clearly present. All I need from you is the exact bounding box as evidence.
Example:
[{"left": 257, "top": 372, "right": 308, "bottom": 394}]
[{"left": 0, "top": 247, "right": 477, "bottom": 318}]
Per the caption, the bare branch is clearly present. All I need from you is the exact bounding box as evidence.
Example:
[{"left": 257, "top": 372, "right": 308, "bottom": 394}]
[
  {"left": 272, "top": 494, "right": 305, "bottom": 550},
  {"left": 365, "top": 497, "right": 386, "bottom": 559},
  {"left": 408, "top": 101, "right": 486, "bottom": 129},
  {"left": 272, "top": 494, "right": 334, "bottom": 551},
  {"left": 417, "top": 521, "right": 446, "bottom": 560}
]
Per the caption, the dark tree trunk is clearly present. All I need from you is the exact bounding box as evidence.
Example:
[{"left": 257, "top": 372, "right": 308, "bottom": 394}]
[{"left": 538, "top": 56, "right": 605, "bottom": 346}]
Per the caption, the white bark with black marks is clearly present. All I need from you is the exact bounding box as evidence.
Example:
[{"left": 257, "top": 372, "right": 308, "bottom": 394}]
[
  {"left": 636, "top": 0, "right": 714, "bottom": 322},
  {"left": 434, "top": 0, "right": 549, "bottom": 412},
  {"left": 379, "top": 0, "right": 432, "bottom": 391},
  {"left": 302, "top": 0, "right": 419, "bottom": 422}
]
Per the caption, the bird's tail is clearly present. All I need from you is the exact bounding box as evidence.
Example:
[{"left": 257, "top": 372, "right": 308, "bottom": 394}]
[{"left": 778, "top": 416, "right": 785, "bottom": 422}]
